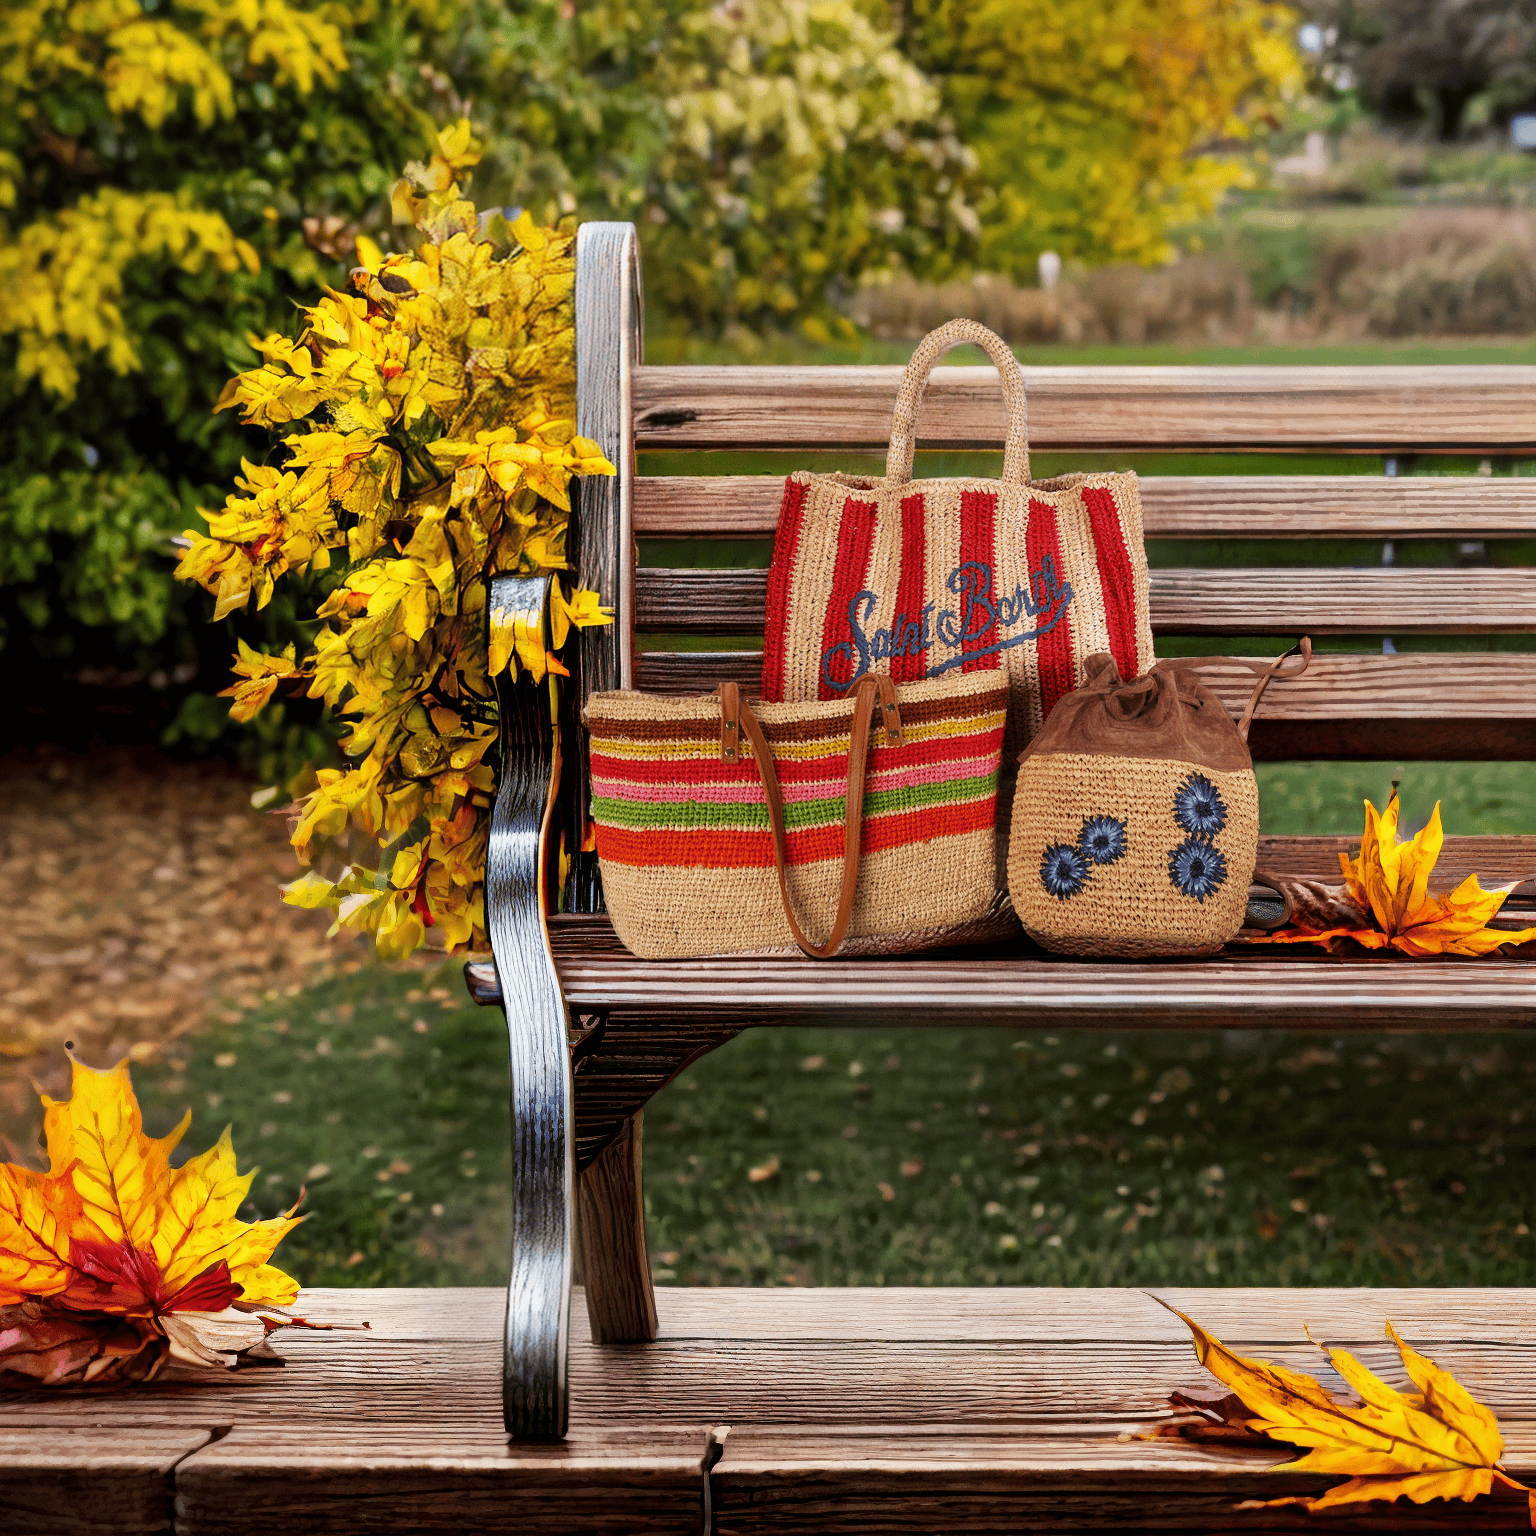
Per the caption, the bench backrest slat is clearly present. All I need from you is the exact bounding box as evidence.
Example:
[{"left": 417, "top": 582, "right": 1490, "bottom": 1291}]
[
  {"left": 634, "top": 364, "right": 1536, "bottom": 454},
  {"left": 633, "top": 566, "right": 1536, "bottom": 636},
  {"left": 635, "top": 473, "right": 1536, "bottom": 539}
]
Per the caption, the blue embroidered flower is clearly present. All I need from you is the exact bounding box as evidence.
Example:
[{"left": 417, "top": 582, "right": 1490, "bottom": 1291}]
[
  {"left": 1167, "top": 835, "right": 1227, "bottom": 902},
  {"left": 1173, "top": 772, "right": 1227, "bottom": 836},
  {"left": 1040, "top": 843, "right": 1089, "bottom": 900},
  {"left": 1078, "top": 814, "right": 1127, "bottom": 866}
]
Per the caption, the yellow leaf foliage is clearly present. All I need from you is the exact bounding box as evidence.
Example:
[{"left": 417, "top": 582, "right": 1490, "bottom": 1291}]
[
  {"left": 1165, "top": 1302, "right": 1535, "bottom": 1519},
  {"left": 898, "top": 0, "right": 1302, "bottom": 271},
  {"left": 1255, "top": 791, "right": 1536, "bottom": 956},
  {"left": 0, "top": 0, "right": 358, "bottom": 398},
  {"left": 176, "top": 124, "right": 614, "bottom": 957},
  {"left": 0, "top": 1054, "right": 301, "bottom": 1315}
]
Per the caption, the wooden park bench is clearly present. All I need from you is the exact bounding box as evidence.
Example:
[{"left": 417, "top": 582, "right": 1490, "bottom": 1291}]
[{"left": 8, "top": 223, "right": 1536, "bottom": 1532}]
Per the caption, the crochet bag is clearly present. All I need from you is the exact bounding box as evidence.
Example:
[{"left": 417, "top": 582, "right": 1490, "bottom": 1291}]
[
  {"left": 586, "top": 671, "right": 1008, "bottom": 960},
  {"left": 1008, "top": 643, "right": 1310, "bottom": 958},
  {"left": 760, "top": 318, "right": 1154, "bottom": 753}
]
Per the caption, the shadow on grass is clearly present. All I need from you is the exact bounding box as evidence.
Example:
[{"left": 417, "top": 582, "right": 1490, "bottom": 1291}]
[{"left": 135, "top": 958, "right": 1535, "bottom": 1293}]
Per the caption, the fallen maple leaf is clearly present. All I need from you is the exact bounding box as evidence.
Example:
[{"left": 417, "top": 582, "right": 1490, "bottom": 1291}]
[
  {"left": 1253, "top": 792, "right": 1536, "bottom": 956},
  {"left": 0, "top": 1049, "right": 309, "bottom": 1384},
  {"left": 1159, "top": 1299, "right": 1536, "bottom": 1523}
]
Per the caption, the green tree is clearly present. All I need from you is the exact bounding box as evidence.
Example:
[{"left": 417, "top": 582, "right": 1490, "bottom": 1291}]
[
  {"left": 0, "top": 0, "right": 459, "bottom": 752},
  {"left": 890, "top": 0, "right": 1303, "bottom": 274},
  {"left": 1, "top": 0, "right": 977, "bottom": 732},
  {"left": 1306, "top": 0, "right": 1536, "bottom": 137},
  {"left": 453, "top": 0, "right": 981, "bottom": 340}
]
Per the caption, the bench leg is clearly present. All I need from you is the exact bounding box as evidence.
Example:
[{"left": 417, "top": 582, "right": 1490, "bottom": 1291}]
[
  {"left": 486, "top": 575, "right": 573, "bottom": 1440},
  {"left": 577, "top": 1112, "right": 658, "bottom": 1343}
]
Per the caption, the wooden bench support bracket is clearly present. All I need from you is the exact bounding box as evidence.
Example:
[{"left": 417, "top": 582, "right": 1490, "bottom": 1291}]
[
  {"left": 485, "top": 573, "right": 573, "bottom": 1440},
  {"left": 577, "top": 1111, "right": 658, "bottom": 1344}
]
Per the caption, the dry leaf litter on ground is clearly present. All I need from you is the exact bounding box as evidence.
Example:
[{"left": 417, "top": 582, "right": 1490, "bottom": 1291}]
[{"left": 0, "top": 746, "right": 375, "bottom": 1163}]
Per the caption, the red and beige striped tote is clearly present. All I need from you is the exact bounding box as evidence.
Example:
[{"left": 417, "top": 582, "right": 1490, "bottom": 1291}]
[
  {"left": 761, "top": 319, "right": 1154, "bottom": 750},
  {"left": 585, "top": 672, "right": 1008, "bottom": 960}
]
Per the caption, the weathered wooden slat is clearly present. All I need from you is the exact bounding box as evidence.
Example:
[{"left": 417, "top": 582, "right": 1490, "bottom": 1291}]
[
  {"left": 173, "top": 1427, "right": 706, "bottom": 1536},
  {"left": 630, "top": 650, "right": 1536, "bottom": 759},
  {"left": 711, "top": 1429, "right": 1536, "bottom": 1534},
  {"left": 635, "top": 566, "right": 1536, "bottom": 635},
  {"left": 636, "top": 473, "right": 1536, "bottom": 539},
  {"left": 550, "top": 946, "right": 1536, "bottom": 1029},
  {"left": 632, "top": 651, "right": 1536, "bottom": 719},
  {"left": 11, "top": 1288, "right": 1534, "bottom": 1533},
  {"left": 633, "top": 364, "right": 1536, "bottom": 453},
  {"left": 0, "top": 1427, "right": 208, "bottom": 1536}
]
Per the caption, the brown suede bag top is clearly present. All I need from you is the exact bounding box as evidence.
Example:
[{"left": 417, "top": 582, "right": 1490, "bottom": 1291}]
[{"left": 1020, "top": 653, "right": 1254, "bottom": 772}]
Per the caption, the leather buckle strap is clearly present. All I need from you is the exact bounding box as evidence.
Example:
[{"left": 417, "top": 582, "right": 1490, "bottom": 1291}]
[{"left": 719, "top": 675, "right": 903, "bottom": 960}]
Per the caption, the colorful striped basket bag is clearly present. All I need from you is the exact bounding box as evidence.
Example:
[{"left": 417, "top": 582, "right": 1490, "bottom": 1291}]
[
  {"left": 585, "top": 671, "right": 1008, "bottom": 960},
  {"left": 760, "top": 318, "right": 1154, "bottom": 753}
]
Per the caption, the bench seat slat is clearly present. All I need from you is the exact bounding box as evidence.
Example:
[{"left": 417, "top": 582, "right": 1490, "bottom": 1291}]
[
  {"left": 635, "top": 565, "right": 1536, "bottom": 635},
  {"left": 637, "top": 473, "right": 1536, "bottom": 539},
  {"left": 634, "top": 364, "right": 1536, "bottom": 453},
  {"left": 552, "top": 949, "right": 1536, "bottom": 1028}
]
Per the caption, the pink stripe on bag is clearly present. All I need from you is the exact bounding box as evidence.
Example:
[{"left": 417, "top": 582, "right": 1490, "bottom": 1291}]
[
  {"left": 891, "top": 492, "right": 929, "bottom": 682},
  {"left": 959, "top": 490, "right": 999, "bottom": 672},
  {"left": 1027, "top": 498, "right": 1076, "bottom": 721},
  {"left": 596, "top": 753, "right": 1000, "bottom": 805},
  {"left": 1083, "top": 485, "right": 1140, "bottom": 682},
  {"left": 818, "top": 496, "right": 878, "bottom": 698},
  {"left": 760, "top": 477, "right": 809, "bottom": 702}
]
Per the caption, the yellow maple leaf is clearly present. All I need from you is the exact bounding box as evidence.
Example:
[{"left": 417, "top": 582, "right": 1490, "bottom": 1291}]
[
  {"left": 218, "top": 640, "right": 303, "bottom": 722},
  {"left": 1253, "top": 792, "right": 1536, "bottom": 956},
  {"left": 1163, "top": 1301, "right": 1535, "bottom": 1521},
  {"left": 2, "top": 1054, "right": 302, "bottom": 1315}
]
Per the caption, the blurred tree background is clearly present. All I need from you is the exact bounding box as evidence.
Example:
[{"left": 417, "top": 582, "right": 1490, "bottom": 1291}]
[{"left": 10, "top": 0, "right": 1536, "bottom": 764}]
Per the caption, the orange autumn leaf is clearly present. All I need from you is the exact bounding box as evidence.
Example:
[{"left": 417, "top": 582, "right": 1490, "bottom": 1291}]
[
  {"left": 1254, "top": 792, "right": 1536, "bottom": 956},
  {"left": 1161, "top": 1300, "right": 1536, "bottom": 1522},
  {"left": 1, "top": 1052, "right": 302, "bottom": 1316}
]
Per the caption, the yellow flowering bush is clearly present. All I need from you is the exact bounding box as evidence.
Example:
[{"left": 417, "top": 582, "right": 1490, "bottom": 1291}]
[
  {"left": 0, "top": 0, "right": 354, "bottom": 399},
  {"left": 175, "top": 126, "right": 614, "bottom": 958}
]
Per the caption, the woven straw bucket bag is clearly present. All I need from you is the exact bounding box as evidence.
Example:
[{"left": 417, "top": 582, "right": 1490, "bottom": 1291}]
[
  {"left": 585, "top": 671, "right": 1009, "bottom": 960},
  {"left": 1008, "top": 643, "right": 1310, "bottom": 958},
  {"left": 761, "top": 318, "right": 1154, "bottom": 754}
]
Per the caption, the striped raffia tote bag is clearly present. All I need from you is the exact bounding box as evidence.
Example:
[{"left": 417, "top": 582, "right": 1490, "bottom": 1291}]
[
  {"left": 760, "top": 319, "right": 1154, "bottom": 752},
  {"left": 584, "top": 671, "right": 1008, "bottom": 960}
]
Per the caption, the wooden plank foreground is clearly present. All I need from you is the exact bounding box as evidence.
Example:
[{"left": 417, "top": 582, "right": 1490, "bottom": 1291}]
[
  {"left": 633, "top": 364, "right": 1536, "bottom": 453},
  {"left": 3, "top": 1288, "right": 1532, "bottom": 1533}
]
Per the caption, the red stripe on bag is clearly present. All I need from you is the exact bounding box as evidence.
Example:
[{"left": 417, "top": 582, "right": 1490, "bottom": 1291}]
[
  {"left": 1082, "top": 485, "right": 1140, "bottom": 682},
  {"left": 891, "top": 492, "right": 929, "bottom": 682},
  {"left": 595, "top": 795, "right": 997, "bottom": 870},
  {"left": 760, "top": 477, "right": 809, "bottom": 702},
  {"left": 818, "top": 496, "right": 879, "bottom": 699},
  {"left": 1027, "top": 498, "right": 1076, "bottom": 721},
  {"left": 959, "top": 490, "right": 1000, "bottom": 672}
]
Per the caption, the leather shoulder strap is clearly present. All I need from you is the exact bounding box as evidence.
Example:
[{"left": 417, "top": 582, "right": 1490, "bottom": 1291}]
[{"left": 720, "top": 674, "right": 902, "bottom": 959}]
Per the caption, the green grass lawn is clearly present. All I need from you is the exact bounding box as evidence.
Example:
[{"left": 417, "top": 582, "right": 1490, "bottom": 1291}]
[{"left": 134, "top": 759, "right": 1536, "bottom": 1294}]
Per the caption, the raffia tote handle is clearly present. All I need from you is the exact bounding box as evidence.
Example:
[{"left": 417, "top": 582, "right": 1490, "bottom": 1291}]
[
  {"left": 719, "top": 674, "right": 904, "bottom": 960},
  {"left": 885, "top": 318, "right": 1030, "bottom": 486}
]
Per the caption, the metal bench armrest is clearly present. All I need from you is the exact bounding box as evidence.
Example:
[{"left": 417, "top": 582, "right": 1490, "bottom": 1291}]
[{"left": 482, "top": 573, "right": 572, "bottom": 1439}]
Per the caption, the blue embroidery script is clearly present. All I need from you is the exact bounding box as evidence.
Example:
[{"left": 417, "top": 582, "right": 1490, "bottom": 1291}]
[{"left": 821, "top": 556, "right": 1074, "bottom": 691}]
